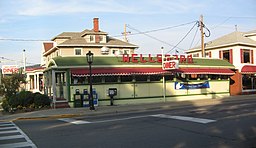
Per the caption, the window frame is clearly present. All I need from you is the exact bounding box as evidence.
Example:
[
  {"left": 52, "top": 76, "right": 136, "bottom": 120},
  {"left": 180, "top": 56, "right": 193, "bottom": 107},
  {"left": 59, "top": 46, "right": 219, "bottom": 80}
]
[
  {"left": 241, "top": 49, "right": 251, "bottom": 63},
  {"left": 74, "top": 48, "right": 82, "bottom": 56}
]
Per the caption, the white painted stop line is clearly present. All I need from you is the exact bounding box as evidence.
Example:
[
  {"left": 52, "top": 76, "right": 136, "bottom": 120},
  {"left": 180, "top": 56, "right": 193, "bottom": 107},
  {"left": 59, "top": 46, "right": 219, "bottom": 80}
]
[{"left": 151, "top": 114, "right": 216, "bottom": 124}]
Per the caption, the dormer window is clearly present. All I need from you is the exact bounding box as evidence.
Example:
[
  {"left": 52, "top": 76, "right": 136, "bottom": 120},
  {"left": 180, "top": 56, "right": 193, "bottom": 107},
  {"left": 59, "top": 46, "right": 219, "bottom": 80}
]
[{"left": 90, "top": 35, "right": 94, "bottom": 42}]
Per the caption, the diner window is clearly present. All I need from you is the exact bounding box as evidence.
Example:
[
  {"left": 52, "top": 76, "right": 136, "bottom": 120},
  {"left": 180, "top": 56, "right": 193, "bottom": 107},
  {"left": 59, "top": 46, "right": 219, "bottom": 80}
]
[
  {"left": 105, "top": 76, "right": 118, "bottom": 83},
  {"left": 189, "top": 74, "right": 198, "bottom": 80},
  {"left": 72, "top": 77, "right": 86, "bottom": 84},
  {"left": 121, "top": 75, "right": 133, "bottom": 82},
  {"left": 150, "top": 75, "right": 162, "bottom": 81},
  {"left": 241, "top": 49, "right": 251, "bottom": 63},
  {"left": 92, "top": 76, "right": 102, "bottom": 84},
  {"left": 75, "top": 48, "right": 82, "bottom": 55},
  {"left": 135, "top": 75, "right": 148, "bottom": 82},
  {"left": 165, "top": 75, "right": 174, "bottom": 81}
]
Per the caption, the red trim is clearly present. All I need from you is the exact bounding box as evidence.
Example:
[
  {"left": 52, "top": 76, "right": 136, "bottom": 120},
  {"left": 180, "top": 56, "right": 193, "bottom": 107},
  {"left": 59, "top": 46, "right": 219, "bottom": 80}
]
[
  {"left": 26, "top": 67, "right": 45, "bottom": 72},
  {"left": 251, "top": 50, "right": 254, "bottom": 64},
  {"left": 229, "top": 49, "right": 233, "bottom": 64},
  {"left": 175, "top": 68, "right": 234, "bottom": 75},
  {"left": 240, "top": 49, "right": 244, "bottom": 63},
  {"left": 241, "top": 65, "right": 256, "bottom": 74}
]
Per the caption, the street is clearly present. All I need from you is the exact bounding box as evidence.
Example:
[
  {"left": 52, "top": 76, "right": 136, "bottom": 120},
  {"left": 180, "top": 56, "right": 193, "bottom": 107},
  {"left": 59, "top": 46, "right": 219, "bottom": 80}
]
[{"left": 1, "top": 98, "right": 256, "bottom": 148}]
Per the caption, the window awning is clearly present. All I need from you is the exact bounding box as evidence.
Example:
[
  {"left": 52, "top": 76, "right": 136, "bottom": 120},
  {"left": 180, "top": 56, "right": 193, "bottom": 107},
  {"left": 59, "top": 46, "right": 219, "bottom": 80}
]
[
  {"left": 175, "top": 68, "right": 235, "bottom": 75},
  {"left": 71, "top": 68, "right": 169, "bottom": 77},
  {"left": 71, "top": 67, "right": 235, "bottom": 77},
  {"left": 241, "top": 65, "right": 256, "bottom": 74}
]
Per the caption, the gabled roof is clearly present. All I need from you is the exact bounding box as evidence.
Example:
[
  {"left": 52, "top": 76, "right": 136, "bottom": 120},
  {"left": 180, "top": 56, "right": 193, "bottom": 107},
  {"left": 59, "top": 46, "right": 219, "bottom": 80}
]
[
  {"left": 80, "top": 29, "right": 108, "bottom": 36},
  {"left": 244, "top": 29, "right": 256, "bottom": 37},
  {"left": 51, "top": 30, "right": 138, "bottom": 48},
  {"left": 187, "top": 31, "right": 256, "bottom": 52}
]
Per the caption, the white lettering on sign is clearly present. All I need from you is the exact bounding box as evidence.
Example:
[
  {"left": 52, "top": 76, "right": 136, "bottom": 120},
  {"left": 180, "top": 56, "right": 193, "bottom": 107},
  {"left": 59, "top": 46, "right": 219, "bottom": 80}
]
[
  {"left": 162, "top": 60, "right": 179, "bottom": 70},
  {"left": 2, "top": 65, "right": 19, "bottom": 74}
]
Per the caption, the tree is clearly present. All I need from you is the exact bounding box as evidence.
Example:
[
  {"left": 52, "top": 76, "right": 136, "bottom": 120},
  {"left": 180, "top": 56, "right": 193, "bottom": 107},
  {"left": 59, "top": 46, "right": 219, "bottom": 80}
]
[{"left": 0, "top": 73, "right": 26, "bottom": 100}]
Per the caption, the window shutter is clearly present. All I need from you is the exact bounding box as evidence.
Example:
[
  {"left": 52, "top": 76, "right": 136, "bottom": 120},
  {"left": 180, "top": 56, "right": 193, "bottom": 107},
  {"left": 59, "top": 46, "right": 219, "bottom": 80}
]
[
  {"left": 251, "top": 50, "right": 254, "bottom": 64},
  {"left": 209, "top": 51, "right": 211, "bottom": 58},
  {"left": 240, "top": 49, "right": 243, "bottom": 63},
  {"left": 219, "top": 50, "right": 222, "bottom": 59},
  {"left": 229, "top": 49, "right": 233, "bottom": 64}
]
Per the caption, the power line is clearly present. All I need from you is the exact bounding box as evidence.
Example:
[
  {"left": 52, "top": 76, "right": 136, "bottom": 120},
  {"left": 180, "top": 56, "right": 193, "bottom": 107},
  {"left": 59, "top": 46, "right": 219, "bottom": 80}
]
[
  {"left": 0, "top": 38, "right": 48, "bottom": 42},
  {"left": 166, "top": 21, "right": 199, "bottom": 54},
  {"left": 0, "top": 56, "right": 37, "bottom": 65},
  {"left": 126, "top": 24, "right": 183, "bottom": 50},
  {"left": 189, "top": 25, "right": 199, "bottom": 50},
  {"left": 112, "top": 21, "right": 197, "bottom": 38}
]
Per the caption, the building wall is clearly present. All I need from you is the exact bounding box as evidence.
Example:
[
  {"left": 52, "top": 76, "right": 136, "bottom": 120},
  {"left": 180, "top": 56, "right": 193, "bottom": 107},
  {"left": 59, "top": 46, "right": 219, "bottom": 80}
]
[{"left": 67, "top": 80, "right": 230, "bottom": 107}]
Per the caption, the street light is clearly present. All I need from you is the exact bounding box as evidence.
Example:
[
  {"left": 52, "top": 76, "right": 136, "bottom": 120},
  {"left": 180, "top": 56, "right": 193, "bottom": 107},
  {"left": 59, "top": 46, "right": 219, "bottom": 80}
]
[{"left": 86, "top": 51, "right": 95, "bottom": 110}]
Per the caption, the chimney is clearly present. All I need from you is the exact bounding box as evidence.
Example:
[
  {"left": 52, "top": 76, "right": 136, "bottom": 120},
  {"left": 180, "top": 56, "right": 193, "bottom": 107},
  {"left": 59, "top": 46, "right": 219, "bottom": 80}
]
[{"left": 93, "top": 18, "right": 99, "bottom": 32}]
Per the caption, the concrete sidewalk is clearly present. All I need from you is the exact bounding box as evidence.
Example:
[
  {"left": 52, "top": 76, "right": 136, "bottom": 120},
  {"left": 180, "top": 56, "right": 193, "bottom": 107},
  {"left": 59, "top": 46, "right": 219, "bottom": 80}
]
[{"left": 0, "top": 94, "right": 255, "bottom": 122}]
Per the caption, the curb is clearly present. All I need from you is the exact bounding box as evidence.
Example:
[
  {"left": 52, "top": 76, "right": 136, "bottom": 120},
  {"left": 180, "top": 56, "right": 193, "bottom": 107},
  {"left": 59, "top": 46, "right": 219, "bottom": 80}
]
[{"left": 1, "top": 95, "right": 256, "bottom": 122}]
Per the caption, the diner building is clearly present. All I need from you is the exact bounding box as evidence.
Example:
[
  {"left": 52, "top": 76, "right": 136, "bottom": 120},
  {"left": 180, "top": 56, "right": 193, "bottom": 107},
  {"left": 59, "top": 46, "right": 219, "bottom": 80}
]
[{"left": 42, "top": 18, "right": 236, "bottom": 108}]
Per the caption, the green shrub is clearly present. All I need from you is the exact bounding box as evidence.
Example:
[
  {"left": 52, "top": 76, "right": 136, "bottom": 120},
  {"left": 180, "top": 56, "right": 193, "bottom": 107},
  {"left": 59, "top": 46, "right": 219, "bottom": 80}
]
[
  {"left": 34, "top": 93, "right": 51, "bottom": 108},
  {"left": 2, "top": 91, "right": 51, "bottom": 112},
  {"left": 17, "top": 91, "right": 34, "bottom": 107},
  {"left": 1, "top": 98, "right": 10, "bottom": 112}
]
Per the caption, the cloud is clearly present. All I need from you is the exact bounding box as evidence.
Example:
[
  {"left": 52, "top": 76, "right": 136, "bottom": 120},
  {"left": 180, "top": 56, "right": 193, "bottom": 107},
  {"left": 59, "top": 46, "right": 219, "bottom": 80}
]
[
  {"left": 16, "top": 0, "right": 133, "bottom": 16},
  {"left": 13, "top": 0, "right": 204, "bottom": 16}
]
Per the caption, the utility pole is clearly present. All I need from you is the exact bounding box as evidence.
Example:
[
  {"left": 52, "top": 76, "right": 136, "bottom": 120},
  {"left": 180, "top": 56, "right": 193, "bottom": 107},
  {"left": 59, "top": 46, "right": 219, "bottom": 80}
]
[
  {"left": 200, "top": 15, "right": 205, "bottom": 57},
  {"left": 122, "top": 24, "right": 131, "bottom": 42}
]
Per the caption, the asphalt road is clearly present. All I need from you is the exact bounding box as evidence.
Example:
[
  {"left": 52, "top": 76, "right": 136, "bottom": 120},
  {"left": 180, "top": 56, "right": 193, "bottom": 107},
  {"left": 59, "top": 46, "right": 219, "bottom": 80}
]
[{"left": 6, "top": 99, "right": 256, "bottom": 148}]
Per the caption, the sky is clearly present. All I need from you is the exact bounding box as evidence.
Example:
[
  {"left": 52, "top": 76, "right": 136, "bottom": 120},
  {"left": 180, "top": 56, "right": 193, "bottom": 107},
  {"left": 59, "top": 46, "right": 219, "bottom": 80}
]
[{"left": 0, "top": 0, "right": 255, "bottom": 67}]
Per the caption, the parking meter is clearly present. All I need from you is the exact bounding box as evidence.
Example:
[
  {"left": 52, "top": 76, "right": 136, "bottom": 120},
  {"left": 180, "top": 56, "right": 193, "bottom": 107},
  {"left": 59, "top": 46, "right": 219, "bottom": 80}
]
[{"left": 108, "top": 88, "right": 117, "bottom": 106}]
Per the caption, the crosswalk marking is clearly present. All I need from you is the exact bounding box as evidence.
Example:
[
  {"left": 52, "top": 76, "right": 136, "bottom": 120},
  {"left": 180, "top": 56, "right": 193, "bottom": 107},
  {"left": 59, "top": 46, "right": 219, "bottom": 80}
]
[
  {"left": 0, "top": 130, "right": 18, "bottom": 134},
  {"left": 0, "top": 135, "right": 24, "bottom": 140},
  {"left": 0, "top": 121, "right": 37, "bottom": 148},
  {"left": 0, "top": 123, "right": 14, "bottom": 127},
  {"left": 151, "top": 114, "right": 216, "bottom": 124},
  {"left": 0, "top": 126, "right": 16, "bottom": 130}
]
